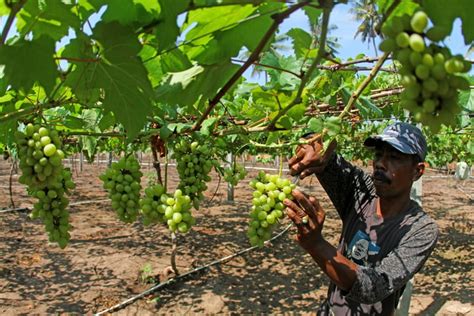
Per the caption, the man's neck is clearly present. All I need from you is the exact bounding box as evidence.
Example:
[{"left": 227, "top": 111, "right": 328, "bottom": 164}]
[{"left": 377, "top": 195, "right": 412, "bottom": 219}]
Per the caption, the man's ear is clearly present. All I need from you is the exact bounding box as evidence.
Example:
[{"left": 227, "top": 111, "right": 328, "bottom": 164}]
[{"left": 413, "top": 162, "right": 425, "bottom": 181}]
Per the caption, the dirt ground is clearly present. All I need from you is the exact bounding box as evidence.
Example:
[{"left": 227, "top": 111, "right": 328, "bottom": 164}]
[{"left": 0, "top": 156, "right": 472, "bottom": 315}]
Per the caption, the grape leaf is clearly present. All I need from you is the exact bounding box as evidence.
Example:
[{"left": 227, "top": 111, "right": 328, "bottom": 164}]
[
  {"left": 200, "top": 117, "right": 218, "bottom": 136},
  {"left": 161, "top": 49, "right": 193, "bottom": 73},
  {"left": 89, "top": 0, "right": 160, "bottom": 27},
  {"left": 302, "top": 5, "right": 322, "bottom": 29},
  {"left": 155, "top": 0, "right": 190, "bottom": 52},
  {"left": 140, "top": 44, "right": 163, "bottom": 87},
  {"left": 184, "top": 5, "right": 256, "bottom": 43},
  {"left": 159, "top": 124, "right": 173, "bottom": 140},
  {"left": 193, "top": 12, "right": 273, "bottom": 65},
  {"left": 63, "top": 32, "right": 101, "bottom": 104},
  {"left": 66, "top": 22, "right": 155, "bottom": 140},
  {"left": 358, "top": 96, "right": 383, "bottom": 117},
  {"left": 98, "top": 111, "right": 116, "bottom": 131},
  {"left": 156, "top": 62, "right": 239, "bottom": 107},
  {"left": 0, "top": 36, "right": 58, "bottom": 94},
  {"left": 16, "top": 0, "right": 80, "bottom": 41},
  {"left": 422, "top": 0, "right": 474, "bottom": 45},
  {"left": 259, "top": 53, "right": 300, "bottom": 90},
  {"left": 287, "top": 28, "right": 313, "bottom": 59}
]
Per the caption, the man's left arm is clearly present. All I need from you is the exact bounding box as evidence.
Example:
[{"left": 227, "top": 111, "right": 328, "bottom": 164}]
[
  {"left": 346, "top": 218, "right": 438, "bottom": 304},
  {"left": 285, "top": 192, "right": 438, "bottom": 302}
]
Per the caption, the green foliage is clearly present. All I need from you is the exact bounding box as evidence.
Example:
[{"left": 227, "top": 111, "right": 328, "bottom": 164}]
[{"left": 0, "top": 0, "right": 471, "bottom": 170}]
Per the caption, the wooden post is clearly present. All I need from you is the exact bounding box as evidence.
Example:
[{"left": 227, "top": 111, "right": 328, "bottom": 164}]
[
  {"left": 227, "top": 153, "right": 234, "bottom": 202},
  {"left": 80, "top": 152, "right": 83, "bottom": 172}
]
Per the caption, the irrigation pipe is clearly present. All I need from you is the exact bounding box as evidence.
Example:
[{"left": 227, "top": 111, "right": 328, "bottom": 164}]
[{"left": 94, "top": 223, "right": 294, "bottom": 316}]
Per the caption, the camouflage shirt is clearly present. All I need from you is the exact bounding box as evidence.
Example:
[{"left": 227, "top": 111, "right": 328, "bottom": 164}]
[{"left": 316, "top": 154, "right": 438, "bottom": 315}]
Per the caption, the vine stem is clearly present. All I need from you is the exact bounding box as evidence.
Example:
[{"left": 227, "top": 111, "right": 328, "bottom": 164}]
[
  {"left": 170, "top": 232, "right": 180, "bottom": 276},
  {"left": 192, "top": 0, "right": 311, "bottom": 132},
  {"left": 0, "top": 0, "right": 27, "bottom": 46},
  {"left": 278, "top": 153, "right": 283, "bottom": 177},
  {"left": 9, "top": 160, "right": 16, "bottom": 208},
  {"left": 267, "top": 1, "right": 332, "bottom": 129},
  {"left": 338, "top": 52, "right": 390, "bottom": 120},
  {"left": 0, "top": 102, "right": 59, "bottom": 124}
]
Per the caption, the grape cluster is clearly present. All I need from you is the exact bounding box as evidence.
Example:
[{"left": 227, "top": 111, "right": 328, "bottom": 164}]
[
  {"left": 172, "top": 138, "right": 216, "bottom": 209},
  {"left": 140, "top": 186, "right": 195, "bottom": 233},
  {"left": 223, "top": 163, "right": 247, "bottom": 186},
  {"left": 247, "top": 172, "right": 296, "bottom": 247},
  {"left": 15, "top": 123, "right": 74, "bottom": 248},
  {"left": 99, "top": 155, "right": 142, "bottom": 223},
  {"left": 380, "top": 11, "right": 471, "bottom": 130}
]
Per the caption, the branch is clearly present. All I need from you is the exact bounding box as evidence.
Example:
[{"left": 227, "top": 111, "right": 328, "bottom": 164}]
[
  {"left": 231, "top": 58, "right": 302, "bottom": 78},
  {"left": 370, "top": 87, "right": 402, "bottom": 99},
  {"left": 318, "top": 64, "right": 396, "bottom": 73},
  {"left": 267, "top": 1, "right": 332, "bottom": 130},
  {"left": 191, "top": 0, "right": 311, "bottom": 132},
  {"left": 0, "top": 101, "right": 61, "bottom": 124},
  {"left": 338, "top": 51, "right": 390, "bottom": 120},
  {"left": 0, "top": 0, "right": 27, "bottom": 46},
  {"left": 54, "top": 56, "right": 100, "bottom": 63}
]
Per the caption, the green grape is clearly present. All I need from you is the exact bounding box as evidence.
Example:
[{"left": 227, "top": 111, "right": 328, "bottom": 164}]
[
  {"left": 409, "top": 34, "right": 425, "bottom": 53},
  {"left": 15, "top": 123, "right": 74, "bottom": 249},
  {"left": 431, "top": 63, "right": 446, "bottom": 80},
  {"left": 100, "top": 155, "right": 142, "bottom": 223},
  {"left": 410, "top": 11, "right": 428, "bottom": 33},
  {"left": 423, "top": 78, "right": 438, "bottom": 92},
  {"left": 379, "top": 38, "right": 396, "bottom": 52},
  {"left": 140, "top": 186, "right": 194, "bottom": 233},
  {"left": 421, "top": 53, "right": 434, "bottom": 67},
  {"left": 172, "top": 137, "right": 216, "bottom": 209},
  {"left": 415, "top": 64, "right": 430, "bottom": 80},
  {"left": 247, "top": 171, "right": 296, "bottom": 247},
  {"left": 395, "top": 32, "right": 410, "bottom": 48}
]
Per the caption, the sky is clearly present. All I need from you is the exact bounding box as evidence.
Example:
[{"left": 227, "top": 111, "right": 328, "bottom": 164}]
[{"left": 243, "top": 3, "right": 471, "bottom": 83}]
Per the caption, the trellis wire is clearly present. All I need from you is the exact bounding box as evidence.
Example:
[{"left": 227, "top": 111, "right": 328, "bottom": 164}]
[{"left": 0, "top": 199, "right": 110, "bottom": 213}]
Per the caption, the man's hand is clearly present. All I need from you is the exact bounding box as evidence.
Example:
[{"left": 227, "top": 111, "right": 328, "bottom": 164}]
[
  {"left": 288, "top": 137, "right": 337, "bottom": 179},
  {"left": 284, "top": 190, "right": 326, "bottom": 252}
]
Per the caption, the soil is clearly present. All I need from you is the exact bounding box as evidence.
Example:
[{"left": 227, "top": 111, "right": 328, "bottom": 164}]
[{"left": 0, "top": 156, "right": 472, "bottom": 315}]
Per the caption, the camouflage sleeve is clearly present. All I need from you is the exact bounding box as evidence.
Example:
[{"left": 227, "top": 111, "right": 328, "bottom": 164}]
[
  {"left": 346, "top": 215, "right": 438, "bottom": 304},
  {"left": 316, "top": 154, "right": 374, "bottom": 220}
]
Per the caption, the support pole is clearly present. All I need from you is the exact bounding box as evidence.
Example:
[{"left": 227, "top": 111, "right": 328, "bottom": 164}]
[{"left": 227, "top": 153, "right": 234, "bottom": 202}]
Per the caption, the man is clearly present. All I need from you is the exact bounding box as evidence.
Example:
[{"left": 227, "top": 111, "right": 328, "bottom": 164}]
[{"left": 284, "top": 122, "right": 438, "bottom": 315}]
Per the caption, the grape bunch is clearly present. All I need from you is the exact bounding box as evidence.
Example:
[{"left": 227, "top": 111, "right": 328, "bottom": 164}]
[
  {"left": 30, "top": 168, "right": 75, "bottom": 248},
  {"left": 247, "top": 171, "right": 296, "bottom": 247},
  {"left": 140, "top": 185, "right": 195, "bottom": 233},
  {"left": 223, "top": 163, "right": 247, "bottom": 186},
  {"left": 99, "top": 155, "right": 142, "bottom": 223},
  {"left": 15, "top": 123, "right": 74, "bottom": 248},
  {"left": 379, "top": 10, "right": 471, "bottom": 130},
  {"left": 172, "top": 138, "right": 216, "bottom": 209}
]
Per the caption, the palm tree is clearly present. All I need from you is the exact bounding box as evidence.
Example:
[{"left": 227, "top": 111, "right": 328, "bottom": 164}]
[{"left": 350, "top": 0, "right": 380, "bottom": 55}]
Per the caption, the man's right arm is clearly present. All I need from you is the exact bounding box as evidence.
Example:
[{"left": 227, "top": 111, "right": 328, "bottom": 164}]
[
  {"left": 315, "top": 154, "right": 373, "bottom": 220},
  {"left": 288, "top": 139, "right": 373, "bottom": 220}
]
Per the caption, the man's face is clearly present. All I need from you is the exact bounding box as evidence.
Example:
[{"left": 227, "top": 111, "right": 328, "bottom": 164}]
[{"left": 372, "top": 143, "right": 422, "bottom": 199}]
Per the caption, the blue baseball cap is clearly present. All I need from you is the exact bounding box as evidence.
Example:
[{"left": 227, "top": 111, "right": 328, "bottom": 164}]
[{"left": 364, "top": 122, "right": 427, "bottom": 161}]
